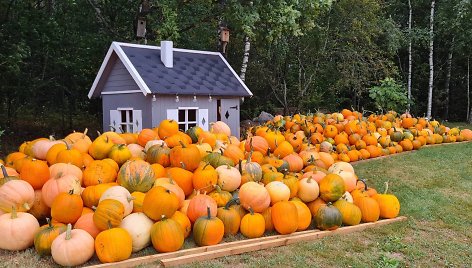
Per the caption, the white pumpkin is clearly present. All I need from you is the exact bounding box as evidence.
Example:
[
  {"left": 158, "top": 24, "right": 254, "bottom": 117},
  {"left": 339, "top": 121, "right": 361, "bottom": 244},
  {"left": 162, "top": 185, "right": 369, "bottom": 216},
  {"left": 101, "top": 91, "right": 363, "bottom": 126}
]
[
  {"left": 0, "top": 210, "right": 40, "bottom": 250},
  {"left": 297, "top": 177, "right": 320, "bottom": 203},
  {"left": 328, "top": 161, "right": 355, "bottom": 174},
  {"left": 265, "top": 181, "right": 290, "bottom": 205},
  {"left": 341, "top": 191, "right": 354, "bottom": 203},
  {"left": 127, "top": 144, "right": 146, "bottom": 159},
  {"left": 32, "top": 137, "right": 63, "bottom": 160},
  {"left": 210, "top": 121, "right": 231, "bottom": 136},
  {"left": 216, "top": 165, "right": 241, "bottom": 192},
  {"left": 120, "top": 212, "right": 154, "bottom": 252},
  {"left": 99, "top": 186, "right": 134, "bottom": 216}
]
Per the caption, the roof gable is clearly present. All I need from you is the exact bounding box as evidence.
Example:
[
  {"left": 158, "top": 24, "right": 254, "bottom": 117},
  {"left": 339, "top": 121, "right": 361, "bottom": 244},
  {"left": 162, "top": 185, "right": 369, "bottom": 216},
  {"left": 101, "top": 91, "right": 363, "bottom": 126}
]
[{"left": 88, "top": 42, "right": 252, "bottom": 98}]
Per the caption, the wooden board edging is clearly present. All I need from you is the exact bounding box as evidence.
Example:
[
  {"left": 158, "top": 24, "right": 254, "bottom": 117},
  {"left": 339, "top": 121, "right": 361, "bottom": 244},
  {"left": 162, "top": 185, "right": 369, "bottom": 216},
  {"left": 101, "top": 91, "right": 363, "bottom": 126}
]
[{"left": 86, "top": 216, "right": 407, "bottom": 268}]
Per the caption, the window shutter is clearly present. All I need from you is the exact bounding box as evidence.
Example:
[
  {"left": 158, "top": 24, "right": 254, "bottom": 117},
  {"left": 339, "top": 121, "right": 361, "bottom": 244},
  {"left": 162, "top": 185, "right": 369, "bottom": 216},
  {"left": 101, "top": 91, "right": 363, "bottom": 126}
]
[
  {"left": 166, "top": 109, "right": 178, "bottom": 121},
  {"left": 132, "top": 110, "right": 142, "bottom": 133},
  {"left": 198, "top": 109, "right": 209, "bottom": 131},
  {"left": 109, "top": 110, "right": 121, "bottom": 133}
]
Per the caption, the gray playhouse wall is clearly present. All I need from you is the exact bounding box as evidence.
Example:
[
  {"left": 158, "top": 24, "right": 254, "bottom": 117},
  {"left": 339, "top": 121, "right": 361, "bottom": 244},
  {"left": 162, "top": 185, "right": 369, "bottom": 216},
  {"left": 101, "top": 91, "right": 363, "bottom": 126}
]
[
  {"left": 102, "top": 93, "right": 152, "bottom": 131},
  {"left": 102, "top": 59, "right": 140, "bottom": 93}
]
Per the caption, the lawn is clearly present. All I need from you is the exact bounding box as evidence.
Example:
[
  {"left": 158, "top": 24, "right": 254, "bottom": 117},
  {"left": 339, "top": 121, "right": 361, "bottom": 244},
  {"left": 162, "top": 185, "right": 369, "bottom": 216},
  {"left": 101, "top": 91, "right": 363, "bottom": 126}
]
[{"left": 0, "top": 142, "right": 471, "bottom": 268}]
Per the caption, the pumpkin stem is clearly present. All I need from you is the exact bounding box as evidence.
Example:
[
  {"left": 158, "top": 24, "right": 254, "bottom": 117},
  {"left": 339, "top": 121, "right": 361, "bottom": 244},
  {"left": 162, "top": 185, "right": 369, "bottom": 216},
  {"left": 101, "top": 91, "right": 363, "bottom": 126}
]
[
  {"left": 206, "top": 206, "right": 211, "bottom": 219},
  {"left": 161, "top": 215, "right": 167, "bottom": 221},
  {"left": 224, "top": 198, "right": 239, "bottom": 210},
  {"left": 65, "top": 224, "right": 72, "bottom": 240},
  {"left": 248, "top": 207, "right": 254, "bottom": 215},
  {"left": 107, "top": 220, "right": 113, "bottom": 230},
  {"left": 46, "top": 218, "right": 52, "bottom": 228},
  {"left": 384, "top": 181, "right": 390, "bottom": 194},
  {"left": 23, "top": 203, "right": 31, "bottom": 211},
  {"left": 238, "top": 159, "right": 243, "bottom": 174},
  {"left": 68, "top": 189, "right": 74, "bottom": 195},
  {"left": 179, "top": 140, "right": 187, "bottom": 148},
  {"left": 203, "top": 162, "right": 211, "bottom": 170},
  {"left": 0, "top": 164, "right": 9, "bottom": 178},
  {"left": 180, "top": 162, "right": 187, "bottom": 170},
  {"left": 10, "top": 207, "right": 17, "bottom": 219},
  {"left": 83, "top": 128, "right": 89, "bottom": 138}
]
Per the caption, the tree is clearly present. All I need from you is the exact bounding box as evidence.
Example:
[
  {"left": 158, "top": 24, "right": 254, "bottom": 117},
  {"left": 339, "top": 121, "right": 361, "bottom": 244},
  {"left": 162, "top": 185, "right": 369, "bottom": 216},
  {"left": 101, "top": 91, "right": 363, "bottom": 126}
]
[
  {"left": 369, "top": 77, "right": 411, "bottom": 113},
  {"left": 426, "top": 0, "right": 435, "bottom": 119},
  {"left": 407, "top": 0, "right": 413, "bottom": 111}
]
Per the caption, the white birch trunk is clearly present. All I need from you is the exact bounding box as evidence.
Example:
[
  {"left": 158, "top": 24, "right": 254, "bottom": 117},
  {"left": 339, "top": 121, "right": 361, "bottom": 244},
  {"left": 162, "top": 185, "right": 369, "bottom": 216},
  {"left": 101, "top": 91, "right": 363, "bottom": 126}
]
[
  {"left": 407, "top": 0, "right": 413, "bottom": 112},
  {"left": 468, "top": 57, "right": 471, "bottom": 123},
  {"left": 240, "top": 36, "right": 251, "bottom": 82},
  {"left": 444, "top": 37, "right": 454, "bottom": 120},
  {"left": 426, "top": 0, "right": 435, "bottom": 119}
]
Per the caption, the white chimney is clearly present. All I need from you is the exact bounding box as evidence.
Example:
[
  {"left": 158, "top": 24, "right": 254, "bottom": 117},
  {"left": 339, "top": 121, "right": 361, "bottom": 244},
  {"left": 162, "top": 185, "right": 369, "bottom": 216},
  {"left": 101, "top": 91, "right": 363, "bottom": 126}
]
[{"left": 160, "top": 40, "right": 173, "bottom": 68}]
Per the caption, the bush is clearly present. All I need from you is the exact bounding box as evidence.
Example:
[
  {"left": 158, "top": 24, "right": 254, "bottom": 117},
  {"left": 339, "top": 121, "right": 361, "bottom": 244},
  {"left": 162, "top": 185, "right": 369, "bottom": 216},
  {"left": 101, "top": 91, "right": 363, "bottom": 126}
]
[{"left": 369, "top": 78, "right": 411, "bottom": 113}]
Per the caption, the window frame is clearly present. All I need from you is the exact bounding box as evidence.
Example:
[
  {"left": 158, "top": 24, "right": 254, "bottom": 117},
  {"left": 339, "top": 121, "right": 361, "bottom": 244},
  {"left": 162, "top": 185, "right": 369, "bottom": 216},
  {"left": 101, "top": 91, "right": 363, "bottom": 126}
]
[
  {"left": 177, "top": 107, "right": 198, "bottom": 131},
  {"left": 117, "top": 107, "right": 134, "bottom": 133}
]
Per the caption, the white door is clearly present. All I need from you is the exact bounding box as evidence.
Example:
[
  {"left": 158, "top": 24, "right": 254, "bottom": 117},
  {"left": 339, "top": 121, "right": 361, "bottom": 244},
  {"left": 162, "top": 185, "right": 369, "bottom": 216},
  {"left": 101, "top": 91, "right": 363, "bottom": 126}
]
[{"left": 220, "top": 99, "right": 240, "bottom": 136}]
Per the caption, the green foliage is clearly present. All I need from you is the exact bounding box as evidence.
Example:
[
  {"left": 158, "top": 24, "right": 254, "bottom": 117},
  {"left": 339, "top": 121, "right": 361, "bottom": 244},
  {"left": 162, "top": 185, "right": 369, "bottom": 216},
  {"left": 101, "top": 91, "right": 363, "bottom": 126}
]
[{"left": 369, "top": 78, "right": 411, "bottom": 113}]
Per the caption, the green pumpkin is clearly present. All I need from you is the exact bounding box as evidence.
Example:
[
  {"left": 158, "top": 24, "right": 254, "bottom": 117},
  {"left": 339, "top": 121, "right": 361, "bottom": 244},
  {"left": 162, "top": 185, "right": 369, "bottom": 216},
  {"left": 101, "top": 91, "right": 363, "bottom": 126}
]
[
  {"left": 315, "top": 203, "right": 342, "bottom": 231},
  {"left": 391, "top": 129, "right": 403, "bottom": 142},
  {"left": 203, "top": 152, "right": 235, "bottom": 168},
  {"left": 333, "top": 199, "right": 361, "bottom": 226},
  {"left": 117, "top": 159, "right": 155, "bottom": 192},
  {"left": 186, "top": 126, "right": 200, "bottom": 143},
  {"left": 145, "top": 145, "right": 170, "bottom": 166},
  {"left": 34, "top": 218, "right": 67, "bottom": 256}
]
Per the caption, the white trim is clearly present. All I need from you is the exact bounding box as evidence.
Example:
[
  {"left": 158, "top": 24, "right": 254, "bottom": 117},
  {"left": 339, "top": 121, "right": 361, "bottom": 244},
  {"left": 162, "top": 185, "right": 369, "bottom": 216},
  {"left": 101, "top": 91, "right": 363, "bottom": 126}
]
[
  {"left": 112, "top": 42, "right": 152, "bottom": 95},
  {"left": 178, "top": 106, "right": 198, "bottom": 110},
  {"left": 101, "top": 90, "right": 143, "bottom": 95},
  {"left": 117, "top": 107, "right": 134, "bottom": 110},
  {"left": 218, "top": 54, "right": 253, "bottom": 96},
  {"left": 115, "top": 42, "right": 222, "bottom": 55},
  {"left": 88, "top": 46, "right": 115, "bottom": 99}
]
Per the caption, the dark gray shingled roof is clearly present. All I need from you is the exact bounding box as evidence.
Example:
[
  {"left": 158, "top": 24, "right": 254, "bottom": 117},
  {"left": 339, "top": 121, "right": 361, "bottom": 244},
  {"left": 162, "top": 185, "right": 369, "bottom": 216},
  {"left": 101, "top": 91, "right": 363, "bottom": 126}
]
[{"left": 120, "top": 45, "right": 252, "bottom": 97}]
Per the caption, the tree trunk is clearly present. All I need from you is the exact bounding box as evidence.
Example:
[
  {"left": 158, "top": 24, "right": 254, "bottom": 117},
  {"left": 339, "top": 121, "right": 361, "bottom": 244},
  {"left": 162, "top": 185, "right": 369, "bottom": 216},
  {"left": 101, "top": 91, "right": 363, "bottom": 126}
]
[
  {"left": 426, "top": 0, "right": 435, "bottom": 119},
  {"left": 468, "top": 57, "right": 471, "bottom": 123},
  {"left": 407, "top": 0, "right": 413, "bottom": 112},
  {"left": 240, "top": 36, "right": 251, "bottom": 82},
  {"left": 443, "top": 37, "right": 454, "bottom": 120}
]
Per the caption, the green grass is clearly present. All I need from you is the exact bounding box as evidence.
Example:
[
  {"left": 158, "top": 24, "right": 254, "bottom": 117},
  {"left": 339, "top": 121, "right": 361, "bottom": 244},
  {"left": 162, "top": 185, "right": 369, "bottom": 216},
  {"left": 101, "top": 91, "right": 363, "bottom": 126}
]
[{"left": 0, "top": 142, "right": 471, "bottom": 267}]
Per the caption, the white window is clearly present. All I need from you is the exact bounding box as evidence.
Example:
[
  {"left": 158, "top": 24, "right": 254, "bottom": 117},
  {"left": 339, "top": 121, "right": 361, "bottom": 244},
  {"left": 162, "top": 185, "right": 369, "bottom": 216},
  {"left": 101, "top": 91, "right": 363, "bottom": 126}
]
[
  {"left": 110, "top": 108, "right": 142, "bottom": 133},
  {"left": 167, "top": 108, "right": 208, "bottom": 131}
]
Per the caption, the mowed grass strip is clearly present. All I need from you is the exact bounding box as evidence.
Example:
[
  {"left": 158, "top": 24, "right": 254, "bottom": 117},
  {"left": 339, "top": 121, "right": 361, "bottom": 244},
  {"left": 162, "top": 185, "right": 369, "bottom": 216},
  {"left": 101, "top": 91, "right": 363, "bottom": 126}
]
[{"left": 0, "top": 143, "right": 471, "bottom": 268}]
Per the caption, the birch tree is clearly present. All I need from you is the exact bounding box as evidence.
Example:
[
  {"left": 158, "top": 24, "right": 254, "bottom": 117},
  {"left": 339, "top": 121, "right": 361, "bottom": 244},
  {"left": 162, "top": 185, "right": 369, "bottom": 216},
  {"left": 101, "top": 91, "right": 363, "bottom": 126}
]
[
  {"left": 407, "top": 0, "right": 413, "bottom": 112},
  {"left": 426, "top": 0, "right": 436, "bottom": 119}
]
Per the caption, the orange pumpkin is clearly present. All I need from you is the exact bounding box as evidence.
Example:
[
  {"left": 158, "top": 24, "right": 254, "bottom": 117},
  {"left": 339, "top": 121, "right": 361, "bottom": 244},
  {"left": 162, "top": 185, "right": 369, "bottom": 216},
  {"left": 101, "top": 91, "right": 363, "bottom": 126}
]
[
  {"left": 19, "top": 159, "right": 50, "bottom": 190},
  {"left": 143, "top": 186, "right": 179, "bottom": 221},
  {"left": 193, "top": 207, "right": 225, "bottom": 246},
  {"left": 271, "top": 201, "right": 298, "bottom": 234},
  {"left": 51, "top": 191, "right": 83, "bottom": 224}
]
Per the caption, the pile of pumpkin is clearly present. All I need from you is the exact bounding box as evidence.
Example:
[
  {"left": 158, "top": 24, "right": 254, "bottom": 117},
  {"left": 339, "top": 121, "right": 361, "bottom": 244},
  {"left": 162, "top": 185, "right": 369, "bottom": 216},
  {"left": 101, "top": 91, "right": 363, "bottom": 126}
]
[
  {"left": 0, "top": 116, "right": 405, "bottom": 266},
  {"left": 248, "top": 110, "right": 472, "bottom": 163}
]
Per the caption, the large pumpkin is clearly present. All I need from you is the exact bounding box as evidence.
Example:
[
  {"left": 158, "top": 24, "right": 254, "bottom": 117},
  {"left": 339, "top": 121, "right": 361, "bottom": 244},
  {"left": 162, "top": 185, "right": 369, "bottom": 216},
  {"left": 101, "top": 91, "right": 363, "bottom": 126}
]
[
  {"left": 34, "top": 218, "right": 67, "bottom": 256},
  {"left": 240, "top": 208, "right": 265, "bottom": 238},
  {"left": 120, "top": 212, "right": 154, "bottom": 252},
  {"left": 354, "top": 196, "right": 380, "bottom": 223},
  {"left": 0, "top": 209, "right": 40, "bottom": 250},
  {"left": 95, "top": 227, "right": 133, "bottom": 263},
  {"left": 143, "top": 186, "right": 179, "bottom": 221},
  {"left": 238, "top": 182, "right": 270, "bottom": 213},
  {"left": 51, "top": 224, "right": 95, "bottom": 266},
  {"left": 297, "top": 177, "right": 320, "bottom": 203},
  {"left": 153, "top": 177, "right": 185, "bottom": 207},
  {"left": 117, "top": 159, "right": 155, "bottom": 192},
  {"left": 314, "top": 203, "right": 342, "bottom": 230},
  {"left": 291, "top": 200, "right": 312, "bottom": 231},
  {"left": 49, "top": 163, "right": 83, "bottom": 183},
  {"left": 0, "top": 179, "right": 35, "bottom": 212},
  {"left": 150, "top": 216, "right": 184, "bottom": 253},
  {"left": 265, "top": 181, "right": 290, "bottom": 205},
  {"left": 42, "top": 174, "right": 82, "bottom": 208},
  {"left": 319, "top": 174, "right": 346, "bottom": 202},
  {"left": 333, "top": 199, "right": 362, "bottom": 226},
  {"left": 83, "top": 160, "right": 118, "bottom": 187},
  {"left": 271, "top": 201, "right": 298, "bottom": 235},
  {"left": 193, "top": 207, "right": 225, "bottom": 246},
  {"left": 93, "top": 199, "right": 125, "bottom": 230},
  {"left": 192, "top": 163, "right": 218, "bottom": 192},
  {"left": 166, "top": 167, "right": 194, "bottom": 197}
]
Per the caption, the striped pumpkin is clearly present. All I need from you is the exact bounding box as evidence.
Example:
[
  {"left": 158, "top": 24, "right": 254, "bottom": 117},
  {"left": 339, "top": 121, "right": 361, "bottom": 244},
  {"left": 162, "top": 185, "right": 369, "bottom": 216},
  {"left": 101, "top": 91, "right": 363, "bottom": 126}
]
[{"left": 117, "top": 160, "right": 155, "bottom": 193}]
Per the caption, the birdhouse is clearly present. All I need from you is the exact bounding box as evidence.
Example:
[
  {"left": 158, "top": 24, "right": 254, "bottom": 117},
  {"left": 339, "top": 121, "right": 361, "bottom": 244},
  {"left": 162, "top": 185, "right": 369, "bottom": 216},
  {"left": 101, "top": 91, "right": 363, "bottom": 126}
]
[
  {"left": 220, "top": 27, "right": 230, "bottom": 43},
  {"left": 137, "top": 18, "right": 146, "bottom": 38}
]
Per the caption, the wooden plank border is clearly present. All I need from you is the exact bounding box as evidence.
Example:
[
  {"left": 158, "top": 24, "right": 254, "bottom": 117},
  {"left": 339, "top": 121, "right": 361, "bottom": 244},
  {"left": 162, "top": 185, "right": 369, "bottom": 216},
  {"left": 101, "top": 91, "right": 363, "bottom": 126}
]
[{"left": 86, "top": 216, "right": 407, "bottom": 268}]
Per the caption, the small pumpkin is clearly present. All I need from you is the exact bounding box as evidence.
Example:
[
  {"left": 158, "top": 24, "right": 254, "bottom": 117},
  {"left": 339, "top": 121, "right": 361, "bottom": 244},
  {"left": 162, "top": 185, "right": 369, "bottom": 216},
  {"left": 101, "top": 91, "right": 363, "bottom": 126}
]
[
  {"left": 150, "top": 215, "right": 184, "bottom": 253},
  {"left": 261, "top": 207, "right": 274, "bottom": 232},
  {"left": 51, "top": 190, "right": 83, "bottom": 224},
  {"left": 193, "top": 207, "right": 225, "bottom": 246},
  {"left": 93, "top": 199, "right": 125, "bottom": 231},
  {"left": 170, "top": 142, "right": 202, "bottom": 171},
  {"left": 51, "top": 224, "right": 95, "bottom": 266},
  {"left": 95, "top": 226, "right": 133, "bottom": 263},
  {"left": 171, "top": 211, "right": 192, "bottom": 238},
  {"left": 146, "top": 144, "right": 171, "bottom": 167},
  {"left": 29, "top": 189, "right": 50, "bottom": 220},
  {"left": 81, "top": 182, "right": 117, "bottom": 208},
  {"left": 216, "top": 165, "right": 241, "bottom": 192},
  {"left": 314, "top": 203, "right": 342, "bottom": 230},
  {"left": 192, "top": 163, "right": 218, "bottom": 192},
  {"left": 83, "top": 160, "right": 118, "bottom": 187},
  {"left": 216, "top": 199, "right": 241, "bottom": 236},
  {"left": 333, "top": 199, "right": 361, "bottom": 226},
  {"left": 265, "top": 181, "right": 290, "bottom": 205},
  {"left": 319, "top": 174, "right": 346, "bottom": 202},
  {"left": 34, "top": 218, "right": 67, "bottom": 256},
  {"left": 291, "top": 200, "right": 312, "bottom": 231},
  {"left": 19, "top": 158, "right": 50, "bottom": 190},
  {"left": 187, "top": 192, "right": 218, "bottom": 223},
  {"left": 372, "top": 182, "right": 400, "bottom": 219},
  {"left": 238, "top": 181, "right": 270, "bottom": 213},
  {"left": 0, "top": 179, "right": 35, "bottom": 212},
  {"left": 354, "top": 195, "right": 380, "bottom": 223},
  {"left": 297, "top": 176, "right": 320, "bottom": 203},
  {"left": 143, "top": 186, "right": 179, "bottom": 221},
  {"left": 240, "top": 208, "right": 265, "bottom": 238},
  {"left": 108, "top": 144, "right": 132, "bottom": 165},
  {"left": 42, "top": 174, "right": 82, "bottom": 208},
  {"left": 99, "top": 186, "right": 134, "bottom": 216},
  {"left": 49, "top": 163, "right": 83, "bottom": 184},
  {"left": 74, "top": 213, "right": 101, "bottom": 238},
  {"left": 0, "top": 164, "right": 18, "bottom": 186}
]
